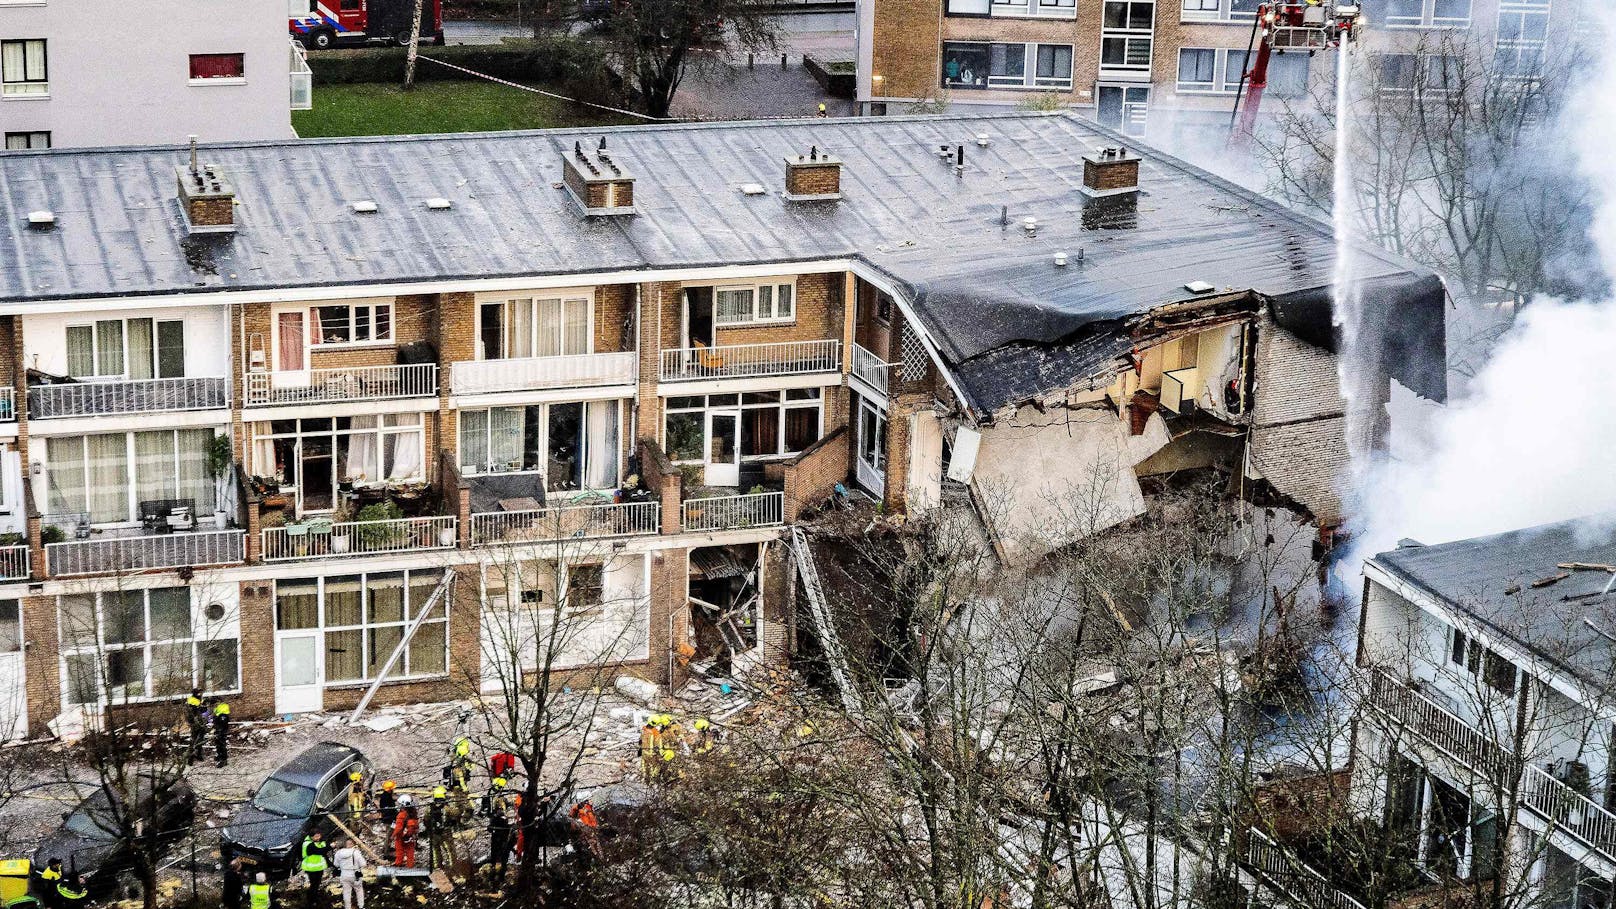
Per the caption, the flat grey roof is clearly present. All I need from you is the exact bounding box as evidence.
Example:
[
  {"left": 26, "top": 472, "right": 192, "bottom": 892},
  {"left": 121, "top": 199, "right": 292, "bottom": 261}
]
[
  {"left": 1372, "top": 517, "right": 1616, "bottom": 691},
  {"left": 0, "top": 111, "right": 1441, "bottom": 412}
]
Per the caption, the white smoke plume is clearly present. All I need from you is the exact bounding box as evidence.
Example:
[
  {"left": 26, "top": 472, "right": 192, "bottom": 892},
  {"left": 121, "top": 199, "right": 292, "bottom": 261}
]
[{"left": 1348, "top": 21, "right": 1616, "bottom": 558}]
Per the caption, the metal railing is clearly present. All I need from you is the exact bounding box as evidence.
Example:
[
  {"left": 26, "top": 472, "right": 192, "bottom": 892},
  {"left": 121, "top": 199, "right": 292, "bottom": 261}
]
[
  {"left": 1521, "top": 763, "right": 1616, "bottom": 865},
  {"left": 0, "top": 544, "right": 27, "bottom": 580},
  {"left": 0, "top": 387, "right": 14, "bottom": 422},
  {"left": 46, "top": 530, "right": 245, "bottom": 576},
  {"left": 290, "top": 38, "right": 313, "bottom": 110},
  {"left": 471, "top": 501, "right": 660, "bottom": 547},
  {"left": 28, "top": 377, "right": 229, "bottom": 418},
  {"left": 1244, "top": 828, "right": 1370, "bottom": 909},
  {"left": 1369, "top": 669, "right": 1519, "bottom": 782},
  {"left": 262, "top": 515, "right": 456, "bottom": 561},
  {"left": 681, "top": 491, "right": 785, "bottom": 532},
  {"left": 660, "top": 340, "right": 840, "bottom": 381},
  {"left": 851, "top": 343, "right": 890, "bottom": 397},
  {"left": 245, "top": 364, "right": 437, "bottom": 406},
  {"left": 451, "top": 352, "right": 636, "bottom": 396}
]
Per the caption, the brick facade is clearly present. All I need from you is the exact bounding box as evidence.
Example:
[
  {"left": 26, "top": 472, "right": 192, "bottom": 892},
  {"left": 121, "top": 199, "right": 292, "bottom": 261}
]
[
  {"left": 785, "top": 160, "right": 842, "bottom": 197},
  {"left": 783, "top": 426, "right": 850, "bottom": 522},
  {"left": 1247, "top": 314, "right": 1349, "bottom": 525}
]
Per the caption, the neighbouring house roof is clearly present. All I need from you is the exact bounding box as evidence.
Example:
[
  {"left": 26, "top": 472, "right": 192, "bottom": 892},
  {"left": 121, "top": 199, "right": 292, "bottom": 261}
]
[
  {"left": 0, "top": 112, "right": 1445, "bottom": 413},
  {"left": 1370, "top": 516, "right": 1616, "bottom": 692}
]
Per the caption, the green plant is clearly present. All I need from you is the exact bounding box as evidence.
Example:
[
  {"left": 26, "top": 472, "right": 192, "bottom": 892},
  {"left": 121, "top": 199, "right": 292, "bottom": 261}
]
[
  {"left": 207, "top": 433, "right": 233, "bottom": 478},
  {"left": 748, "top": 484, "right": 765, "bottom": 495},
  {"left": 1016, "top": 92, "right": 1065, "bottom": 112},
  {"left": 0, "top": 532, "right": 25, "bottom": 546},
  {"left": 41, "top": 525, "right": 67, "bottom": 544},
  {"left": 355, "top": 501, "right": 406, "bottom": 549}
]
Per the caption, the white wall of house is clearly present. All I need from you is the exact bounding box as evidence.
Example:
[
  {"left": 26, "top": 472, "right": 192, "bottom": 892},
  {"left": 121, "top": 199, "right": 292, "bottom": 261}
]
[
  {"left": 21, "top": 305, "right": 232, "bottom": 379},
  {"left": 0, "top": 0, "right": 293, "bottom": 148}
]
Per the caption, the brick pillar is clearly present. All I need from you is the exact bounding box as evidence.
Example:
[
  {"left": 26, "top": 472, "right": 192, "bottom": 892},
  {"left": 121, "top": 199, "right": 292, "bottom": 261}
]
[
  {"left": 646, "top": 547, "right": 690, "bottom": 689},
  {"left": 235, "top": 580, "right": 276, "bottom": 718},
  {"left": 448, "top": 567, "right": 482, "bottom": 692},
  {"left": 242, "top": 474, "right": 263, "bottom": 564},
  {"left": 22, "top": 594, "right": 59, "bottom": 737},
  {"left": 435, "top": 292, "right": 476, "bottom": 491},
  {"left": 635, "top": 282, "right": 666, "bottom": 444},
  {"left": 884, "top": 394, "right": 926, "bottom": 513},
  {"left": 23, "top": 476, "right": 43, "bottom": 579}
]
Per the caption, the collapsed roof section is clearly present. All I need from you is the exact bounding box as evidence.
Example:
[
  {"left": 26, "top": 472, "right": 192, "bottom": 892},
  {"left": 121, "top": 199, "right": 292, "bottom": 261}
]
[{"left": 0, "top": 112, "right": 1444, "bottom": 413}]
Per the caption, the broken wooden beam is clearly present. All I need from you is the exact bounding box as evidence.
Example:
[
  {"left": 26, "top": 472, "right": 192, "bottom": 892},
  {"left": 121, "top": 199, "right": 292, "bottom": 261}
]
[{"left": 1531, "top": 572, "right": 1571, "bottom": 589}]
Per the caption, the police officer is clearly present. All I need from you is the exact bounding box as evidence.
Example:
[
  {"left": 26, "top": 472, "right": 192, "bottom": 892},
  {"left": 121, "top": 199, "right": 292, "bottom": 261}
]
[
  {"left": 300, "top": 830, "right": 329, "bottom": 909},
  {"left": 248, "top": 872, "right": 275, "bottom": 909},
  {"left": 55, "top": 874, "right": 88, "bottom": 909},
  {"left": 186, "top": 688, "right": 208, "bottom": 760},
  {"left": 34, "top": 856, "right": 63, "bottom": 909},
  {"left": 213, "top": 699, "right": 232, "bottom": 768}
]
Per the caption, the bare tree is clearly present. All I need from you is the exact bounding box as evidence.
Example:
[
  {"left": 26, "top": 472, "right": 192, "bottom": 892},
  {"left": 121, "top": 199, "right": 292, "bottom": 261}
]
[{"left": 595, "top": 0, "right": 780, "bottom": 118}]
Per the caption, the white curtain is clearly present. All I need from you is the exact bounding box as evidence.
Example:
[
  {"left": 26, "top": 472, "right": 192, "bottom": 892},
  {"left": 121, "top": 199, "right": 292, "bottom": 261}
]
[
  {"left": 46, "top": 437, "right": 86, "bottom": 516},
  {"left": 134, "top": 430, "right": 174, "bottom": 506},
  {"left": 345, "top": 417, "right": 378, "bottom": 482},
  {"left": 94, "top": 320, "right": 124, "bottom": 377},
  {"left": 87, "top": 434, "right": 129, "bottom": 523},
  {"left": 66, "top": 326, "right": 94, "bottom": 378},
  {"left": 563, "top": 299, "right": 589, "bottom": 355},
  {"left": 459, "top": 410, "right": 488, "bottom": 473},
  {"left": 508, "top": 300, "right": 534, "bottom": 358},
  {"left": 489, "top": 407, "right": 525, "bottom": 471},
  {"left": 385, "top": 429, "right": 422, "bottom": 480},
  {"left": 176, "top": 429, "right": 215, "bottom": 512},
  {"left": 585, "top": 401, "right": 619, "bottom": 489},
  {"left": 537, "top": 299, "right": 560, "bottom": 357},
  {"left": 127, "top": 319, "right": 155, "bottom": 381}
]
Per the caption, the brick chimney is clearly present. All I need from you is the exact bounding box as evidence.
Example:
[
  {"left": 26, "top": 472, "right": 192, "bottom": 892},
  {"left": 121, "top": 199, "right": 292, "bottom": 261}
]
[
  {"left": 175, "top": 142, "right": 238, "bottom": 236},
  {"left": 784, "top": 146, "right": 842, "bottom": 202},
  {"left": 562, "top": 137, "right": 635, "bottom": 216},
  {"left": 1081, "top": 146, "right": 1140, "bottom": 198}
]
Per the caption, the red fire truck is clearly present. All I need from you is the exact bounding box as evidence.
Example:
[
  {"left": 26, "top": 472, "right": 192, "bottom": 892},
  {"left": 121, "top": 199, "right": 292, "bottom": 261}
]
[{"left": 289, "top": 0, "right": 445, "bottom": 50}]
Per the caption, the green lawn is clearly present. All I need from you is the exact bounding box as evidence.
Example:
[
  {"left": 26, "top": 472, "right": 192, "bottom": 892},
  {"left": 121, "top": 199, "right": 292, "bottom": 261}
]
[{"left": 292, "top": 80, "right": 632, "bottom": 137}]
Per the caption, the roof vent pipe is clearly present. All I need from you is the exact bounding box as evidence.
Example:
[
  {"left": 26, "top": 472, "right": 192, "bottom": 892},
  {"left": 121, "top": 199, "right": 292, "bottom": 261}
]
[{"left": 188, "top": 135, "right": 199, "bottom": 177}]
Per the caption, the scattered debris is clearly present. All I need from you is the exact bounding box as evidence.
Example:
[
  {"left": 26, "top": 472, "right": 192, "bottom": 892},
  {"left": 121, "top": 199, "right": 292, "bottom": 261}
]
[{"left": 1531, "top": 572, "right": 1571, "bottom": 588}]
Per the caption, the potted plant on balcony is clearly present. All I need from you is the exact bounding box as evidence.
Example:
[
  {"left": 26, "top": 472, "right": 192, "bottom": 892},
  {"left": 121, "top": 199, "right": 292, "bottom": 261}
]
[
  {"left": 208, "top": 433, "right": 233, "bottom": 530},
  {"left": 354, "top": 501, "right": 406, "bottom": 551},
  {"left": 329, "top": 501, "right": 354, "bottom": 554}
]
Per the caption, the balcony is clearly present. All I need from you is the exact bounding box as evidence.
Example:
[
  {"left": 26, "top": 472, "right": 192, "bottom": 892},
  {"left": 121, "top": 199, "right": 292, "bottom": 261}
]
[
  {"left": 0, "top": 544, "right": 26, "bottom": 580},
  {"left": 851, "top": 343, "right": 890, "bottom": 398},
  {"left": 1521, "top": 762, "right": 1616, "bottom": 866},
  {"left": 681, "top": 491, "right": 785, "bottom": 532},
  {"left": 290, "top": 38, "right": 313, "bottom": 110},
  {"left": 660, "top": 340, "right": 840, "bottom": 382},
  {"left": 45, "top": 529, "right": 246, "bottom": 577},
  {"left": 245, "top": 364, "right": 438, "bottom": 407},
  {"left": 262, "top": 514, "right": 457, "bottom": 562},
  {"left": 451, "top": 352, "right": 636, "bottom": 396},
  {"left": 1369, "top": 669, "right": 1519, "bottom": 782},
  {"left": 28, "top": 377, "right": 229, "bottom": 419},
  {"left": 471, "top": 501, "right": 659, "bottom": 547},
  {"left": 1243, "top": 828, "right": 1370, "bottom": 909}
]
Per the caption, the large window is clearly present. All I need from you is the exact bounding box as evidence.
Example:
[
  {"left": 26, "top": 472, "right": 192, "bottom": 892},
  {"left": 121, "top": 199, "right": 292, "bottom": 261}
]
[
  {"left": 4, "top": 131, "right": 49, "bottom": 150},
  {"left": 1377, "top": 53, "right": 1457, "bottom": 92},
  {"left": 1, "top": 40, "right": 47, "bottom": 97},
  {"left": 253, "top": 416, "right": 425, "bottom": 513},
  {"left": 47, "top": 430, "right": 217, "bottom": 524},
  {"left": 60, "top": 588, "right": 238, "bottom": 704},
  {"left": 65, "top": 318, "right": 185, "bottom": 380},
  {"left": 479, "top": 296, "right": 590, "bottom": 359},
  {"left": 276, "top": 570, "right": 447, "bottom": 684},
  {"left": 1181, "top": 0, "right": 1256, "bottom": 20},
  {"left": 714, "top": 283, "right": 794, "bottom": 326},
  {"left": 312, "top": 302, "right": 392, "bottom": 347},
  {"left": 1494, "top": 0, "right": 1548, "bottom": 79},
  {"left": 1385, "top": 0, "right": 1470, "bottom": 27},
  {"left": 943, "top": 41, "right": 1073, "bottom": 90},
  {"left": 1177, "top": 47, "right": 1300, "bottom": 95},
  {"left": 189, "top": 53, "right": 245, "bottom": 81},
  {"left": 1101, "top": 1, "right": 1155, "bottom": 71},
  {"left": 948, "top": 0, "right": 1075, "bottom": 17},
  {"left": 458, "top": 400, "right": 621, "bottom": 491},
  {"left": 664, "top": 389, "right": 823, "bottom": 463}
]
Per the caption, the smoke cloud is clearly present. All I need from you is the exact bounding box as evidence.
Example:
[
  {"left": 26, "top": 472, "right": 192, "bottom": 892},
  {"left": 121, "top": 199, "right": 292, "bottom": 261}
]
[{"left": 1347, "top": 20, "right": 1616, "bottom": 558}]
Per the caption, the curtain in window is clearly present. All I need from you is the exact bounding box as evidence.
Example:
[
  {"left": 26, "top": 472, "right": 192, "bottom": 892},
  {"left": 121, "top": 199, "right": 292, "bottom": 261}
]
[
  {"left": 87, "top": 434, "right": 129, "bottom": 523},
  {"left": 0, "top": 42, "right": 22, "bottom": 81},
  {"left": 127, "top": 318, "right": 155, "bottom": 380},
  {"left": 325, "top": 629, "right": 362, "bottom": 682},
  {"left": 46, "top": 436, "right": 86, "bottom": 516},
  {"left": 277, "top": 313, "right": 305, "bottom": 371},
  {"left": 585, "top": 401, "right": 619, "bottom": 489},
  {"left": 367, "top": 626, "right": 402, "bottom": 677},
  {"left": 325, "top": 576, "right": 363, "bottom": 625},
  {"left": 66, "top": 326, "right": 94, "bottom": 377},
  {"left": 489, "top": 407, "right": 524, "bottom": 471},
  {"left": 786, "top": 407, "right": 821, "bottom": 452},
  {"left": 563, "top": 299, "right": 589, "bottom": 355},
  {"left": 135, "top": 430, "right": 176, "bottom": 507},
  {"left": 95, "top": 320, "right": 124, "bottom": 377},
  {"left": 460, "top": 409, "right": 488, "bottom": 472},
  {"left": 743, "top": 407, "right": 780, "bottom": 457},
  {"left": 509, "top": 300, "right": 534, "bottom": 358},
  {"left": 384, "top": 428, "right": 422, "bottom": 480},
  {"left": 345, "top": 417, "right": 378, "bottom": 482},
  {"left": 715, "top": 289, "right": 753, "bottom": 323},
  {"left": 408, "top": 570, "right": 444, "bottom": 617},
  {"left": 367, "top": 573, "right": 406, "bottom": 624},
  {"left": 58, "top": 594, "right": 99, "bottom": 649},
  {"left": 537, "top": 299, "right": 561, "bottom": 357},
  {"left": 176, "top": 429, "right": 216, "bottom": 512},
  {"left": 275, "top": 580, "right": 319, "bottom": 629},
  {"left": 408, "top": 623, "right": 447, "bottom": 675}
]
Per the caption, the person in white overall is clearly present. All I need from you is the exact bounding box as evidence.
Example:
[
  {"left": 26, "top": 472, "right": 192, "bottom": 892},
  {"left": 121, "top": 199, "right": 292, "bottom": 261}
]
[{"left": 331, "top": 839, "right": 367, "bottom": 909}]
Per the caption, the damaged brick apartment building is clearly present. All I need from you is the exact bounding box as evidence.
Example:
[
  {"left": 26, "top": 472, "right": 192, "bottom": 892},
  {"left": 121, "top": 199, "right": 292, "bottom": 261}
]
[{"left": 0, "top": 112, "right": 1444, "bottom": 739}]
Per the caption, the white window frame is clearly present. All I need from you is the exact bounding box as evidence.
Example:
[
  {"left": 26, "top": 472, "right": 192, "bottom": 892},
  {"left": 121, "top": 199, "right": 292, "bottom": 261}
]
[
  {"left": 663, "top": 389, "right": 824, "bottom": 464},
  {"left": 187, "top": 52, "right": 247, "bottom": 85},
  {"left": 1493, "top": 0, "right": 1548, "bottom": 80},
  {"left": 3, "top": 130, "right": 48, "bottom": 150},
  {"left": 713, "top": 281, "right": 796, "bottom": 327},
  {"left": 310, "top": 300, "right": 394, "bottom": 348},
  {"left": 59, "top": 587, "right": 241, "bottom": 706},
  {"left": 456, "top": 399, "right": 625, "bottom": 489},
  {"left": 1383, "top": 0, "right": 1471, "bottom": 28},
  {"left": 943, "top": 41, "right": 1074, "bottom": 90},
  {"left": 477, "top": 293, "right": 594, "bottom": 360},
  {"left": 0, "top": 39, "right": 47, "bottom": 98},
  {"left": 251, "top": 415, "right": 427, "bottom": 514},
  {"left": 1179, "top": 0, "right": 1257, "bottom": 22},
  {"left": 274, "top": 570, "right": 449, "bottom": 687},
  {"left": 1176, "top": 47, "right": 1218, "bottom": 91},
  {"left": 1176, "top": 47, "right": 1264, "bottom": 94},
  {"left": 46, "top": 429, "right": 220, "bottom": 527},
  {"left": 1101, "top": 1, "right": 1156, "bottom": 73},
  {"left": 65, "top": 316, "right": 186, "bottom": 380}
]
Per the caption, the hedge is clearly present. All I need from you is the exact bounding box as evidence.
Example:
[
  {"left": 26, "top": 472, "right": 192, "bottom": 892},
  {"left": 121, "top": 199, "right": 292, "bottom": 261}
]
[{"left": 308, "top": 37, "right": 619, "bottom": 103}]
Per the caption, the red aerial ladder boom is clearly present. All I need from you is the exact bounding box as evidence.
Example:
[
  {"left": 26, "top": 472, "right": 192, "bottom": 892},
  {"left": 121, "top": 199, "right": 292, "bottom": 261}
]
[{"left": 1228, "top": 0, "right": 1361, "bottom": 144}]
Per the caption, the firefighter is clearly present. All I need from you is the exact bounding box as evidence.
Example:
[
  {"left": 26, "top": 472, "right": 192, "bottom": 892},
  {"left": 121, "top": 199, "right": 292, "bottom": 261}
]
[
  {"left": 639, "top": 714, "right": 665, "bottom": 780},
  {"left": 693, "top": 717, "right": 715, "bottom": 754},
  {"left": 483, "top": 775, "right": 511, "bottom": 819},
  {"left": 213, "top": 699, "right": 232, "bottom": 768},
  {"left": 247, "top": 872, "right": 274, "bottom": 909},
  {"left": 817, "top": 102, "right": 828, "bottom": 118},
  {"left": 448, "top": 736, "right": 474, "bottom": 819},
  {"left": 569, "top": 799, "right": 600, "bottom": 856},
  {"left": 377, "top": 780, "right": 399, "bottom": 836},
  {"left": 486, "top": 790, "right": 513, "bottom": 882},
  {"left": 346, "top": 768, "right": 366, "bottom": 828},
  {"left": 427, "top": 787, "right": 454, "bottom": 869},
  {"left": 300, "top": 830, "right": 329, "bottom": 909},
  {"left": 56, "top": 875, "right": 88, "bottom": 909},
  {"left": 392, "top": 797, "right": 420, "bottom": 868},
  {"left": 186, "top": 688, "right": 208, "bottom": 760}
]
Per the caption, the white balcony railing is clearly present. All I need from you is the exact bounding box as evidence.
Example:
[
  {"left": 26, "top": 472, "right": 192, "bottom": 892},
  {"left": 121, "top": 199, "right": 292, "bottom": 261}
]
[
  {"left": 0, "top": 387, "right": 13, "bottom": 422},
  {"left": 290, "top": 38, "right": 313, "bottom": 110},
  {"left": 451, "top": 352, "right": 637, "bottom": 396},
  {"left": 46, "top": 530, "right": 245, "bottom": 577},
  {"left": 0, "top": 543, "right": 27, "bottom": 580},
  {"left": 29, "top": 377, "right": 229, "bottom": 418},
  {"left": 1244, "top": 829, "right": 1369, "bottom": 909},
  {"left": 262, "top": 515, "right": 456, "bottom": 561},
  {"left": 471, "top": 501, "right": 660, "bottom": 547},
  {"left": 245, "top": 364, "right": 437, "bottom": 407},
  {"left": 851, "top": 343, "right": 891, "bottom": 397},
  {"left": 1369, "top": 669, "right": 1519, "bottom": 782},
  {"left": 660, "top": 340, "right": 840, "bottom": 381},
  {"left": 1521, "top": 763, "right": 1616, "bottom": 865},
  {"left": 681, "top": 492, "right": 784, "bottom": 532}
]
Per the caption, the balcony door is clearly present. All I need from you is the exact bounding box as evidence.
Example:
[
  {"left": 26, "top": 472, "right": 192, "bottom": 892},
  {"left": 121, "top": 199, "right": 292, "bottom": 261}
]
[
  {"left": 275, "top": 311, "right": 311, "bottom": 387},
  {"left": 684, "top": 288, "right": 716, "bottom": 349},
  {"left": 274, "top": 631, "right": 322, "bottom": 715},
  {"left": 705, "top": 410, "right": 740, "bottom": 487}
]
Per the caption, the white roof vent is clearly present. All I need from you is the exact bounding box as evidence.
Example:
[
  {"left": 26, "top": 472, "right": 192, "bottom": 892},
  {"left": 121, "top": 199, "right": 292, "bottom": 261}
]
[
  {"left": 739, "top": 183, "right": 766, "bottom": 196},
  {"left": 27, "top": 210, "right": 56, "bottom": 229},
  {"left": 1184, "top": 280, "right": 1214, "bottom": 294},
  {"left": 352, "top": 200, "right": 378, "bottom": 214},
  {"left": 424, "top": 197, "right": 452, "bottom": 210}
]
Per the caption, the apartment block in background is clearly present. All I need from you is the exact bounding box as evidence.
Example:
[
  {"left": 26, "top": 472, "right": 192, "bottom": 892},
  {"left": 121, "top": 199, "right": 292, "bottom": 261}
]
[{"left": 0, "top": 0, "right": 303, "bottom": 151}]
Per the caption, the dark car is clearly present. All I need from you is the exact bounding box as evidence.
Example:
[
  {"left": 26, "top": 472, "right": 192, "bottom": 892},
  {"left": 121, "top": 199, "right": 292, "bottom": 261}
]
[
  {"left": 221, "top": 742, "right": 370, "bottom": 877},
  {"left": 32, "top": 780, "right": 196, "bottom": 896}
]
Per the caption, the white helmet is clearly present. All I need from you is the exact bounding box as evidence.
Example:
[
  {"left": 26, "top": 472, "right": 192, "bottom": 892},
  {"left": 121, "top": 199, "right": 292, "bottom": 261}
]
[{"left": 398, "top": 794, "right": 414, "bottom": 807}]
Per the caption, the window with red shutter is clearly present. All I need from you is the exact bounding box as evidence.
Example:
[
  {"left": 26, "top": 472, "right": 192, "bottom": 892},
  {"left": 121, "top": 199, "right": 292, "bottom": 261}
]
[{"left": 189, "top": 53, "right": 244, "bottom": 80}]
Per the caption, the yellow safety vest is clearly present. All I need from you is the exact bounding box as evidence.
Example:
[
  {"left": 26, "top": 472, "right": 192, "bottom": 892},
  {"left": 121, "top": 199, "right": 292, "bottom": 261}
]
[
  {"left": 301, "top": 839, "right": 327, "bottom": 873},
  {"left": 40, "top": 867, "right": 61, "bottom": 883},
  {"left": 57, "top": 881, "right": 87, "bottom": 902},
  {"left": 215, "top": 702, "right": 231, "bottom": 716},
  {"left": 249, "top": 882, "right": 272, "bottom": 909}
]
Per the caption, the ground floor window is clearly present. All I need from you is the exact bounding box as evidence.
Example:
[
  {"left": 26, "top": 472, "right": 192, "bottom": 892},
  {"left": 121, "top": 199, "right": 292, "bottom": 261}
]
[
  {"left": 59, "top": 587, "right": 238, "bottom": 704},
  {"left": 664, "top": 389, "right": 823, "bottom": 463},
  {"left": 458, "top": 400, "right": 621, "bottom": 490},
  {"left": 46, "top": 429, "right": 218, "bottom": 525},
  {"left": 275, "top": 570, "right": 447, "bottom": 683},
  {"left": 252, "top": 415, "right": 425, "bottom": 513}
]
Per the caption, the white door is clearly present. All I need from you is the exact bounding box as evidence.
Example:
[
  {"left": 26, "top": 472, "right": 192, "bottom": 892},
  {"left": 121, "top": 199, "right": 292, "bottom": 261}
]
[
  {"left": 275, "top": 632, "right": 323, "bottom": 715},
  {"left": 704, "top": 411, "right": 741, "bottom": 487},
  {"left": 0, "top": 600, "right": 25, "bottom": 742}
]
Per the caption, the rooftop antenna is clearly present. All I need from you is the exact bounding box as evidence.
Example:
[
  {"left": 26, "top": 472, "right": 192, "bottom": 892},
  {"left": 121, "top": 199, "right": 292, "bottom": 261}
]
[
  {"left": 599, "top": 136, "right": 607, "bottom": 150},
  {"left": 999, "top": 205, "right": 1008, "bottom": 227},
  {"left": 188, "top": 135, "right": 199, "bottom": 177}
]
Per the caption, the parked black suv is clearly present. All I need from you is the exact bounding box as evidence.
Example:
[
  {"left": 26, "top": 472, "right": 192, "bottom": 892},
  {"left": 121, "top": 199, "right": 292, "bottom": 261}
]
[
  {"left": 221, "top": 742, "right": 370, "bottom": 876},
  {"left": 32, "top": 780, "right": 196, "bottom": 896}
]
